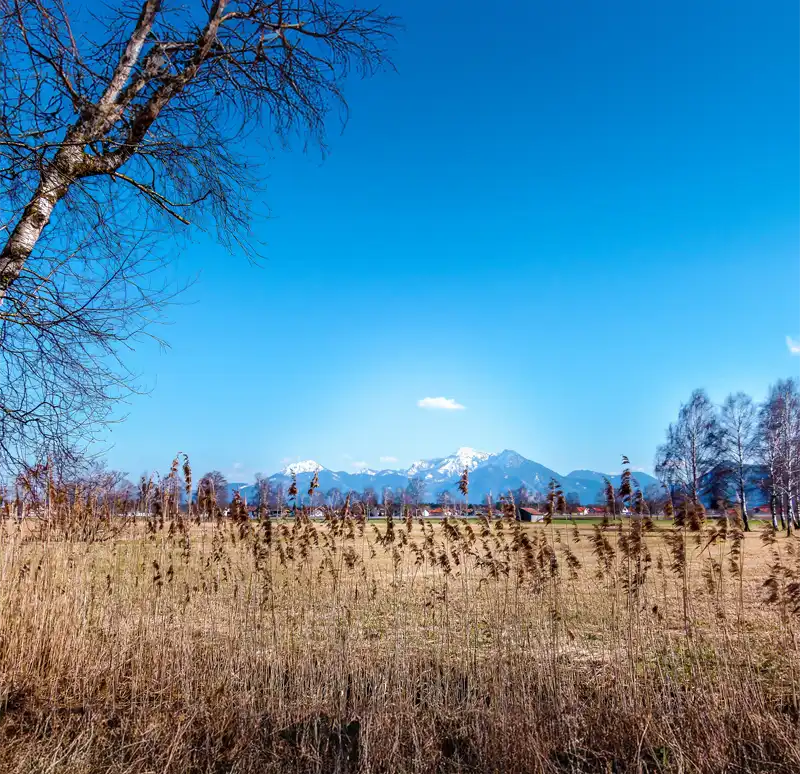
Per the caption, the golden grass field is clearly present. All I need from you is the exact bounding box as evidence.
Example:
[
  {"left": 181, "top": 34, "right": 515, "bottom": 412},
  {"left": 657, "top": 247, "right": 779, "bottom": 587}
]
[{"left": 0, "top": 511, "right": 798, "bottom": 773}]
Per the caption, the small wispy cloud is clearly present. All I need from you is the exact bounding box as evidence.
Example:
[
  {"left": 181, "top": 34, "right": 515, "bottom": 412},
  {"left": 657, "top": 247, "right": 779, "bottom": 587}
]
[
  {"left": 787, "top": 336, "right": 800, "bottom": 355},
  {"left": 228, "top": 461, "right": 250, "bottom": 480},
  {"left": 380, "top": 456, "right": 398, "bottom": 463},
  {"left": 417, "top": 396, "right": 465, "bottom": 411},
  {"left": 351, "top": 461, "right": 369, "bottom": 471}
]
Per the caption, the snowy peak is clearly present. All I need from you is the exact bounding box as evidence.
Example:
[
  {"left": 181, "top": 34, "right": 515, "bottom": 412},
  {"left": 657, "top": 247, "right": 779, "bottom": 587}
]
[
  {"left": 281, "top": 460, "right": 324, "bottom": 475},
  {"left": 407, "top": 458, "right": 439, "bottom": 477},
  {"left": 407, "top": 448, "right": 491, "bottom": 478},
  {"left": 455, "top": 447, "right": 491, "bottom": 464},
  {"left": 437, "top": 447, "right": 491, "bottom": 477}
]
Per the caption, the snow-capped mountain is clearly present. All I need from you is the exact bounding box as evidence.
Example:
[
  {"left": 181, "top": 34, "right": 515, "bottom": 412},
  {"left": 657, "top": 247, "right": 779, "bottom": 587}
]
[
  {"left": 242, "top": 449, "right": 659, "bottom": 505},
  {"left": 281, "top": 460, "right": 324, "bottom": 475},
  {"left": 426, "top": 447, "right": 492, "bottom": 478},
  {"left": 406, "top": 458, "right": 436, "bottom": 477}
]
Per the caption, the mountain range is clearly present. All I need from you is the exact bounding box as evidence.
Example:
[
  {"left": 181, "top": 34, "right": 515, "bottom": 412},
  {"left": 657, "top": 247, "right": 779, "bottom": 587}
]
[{"left": 230, "top": 448, "right": 660, "bottom": 505}]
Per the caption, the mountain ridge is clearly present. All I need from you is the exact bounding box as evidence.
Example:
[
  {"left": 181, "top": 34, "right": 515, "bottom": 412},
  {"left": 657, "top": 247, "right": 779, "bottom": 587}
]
[{"left": 234, "top": 448, "right": 659, "bottom": 505}]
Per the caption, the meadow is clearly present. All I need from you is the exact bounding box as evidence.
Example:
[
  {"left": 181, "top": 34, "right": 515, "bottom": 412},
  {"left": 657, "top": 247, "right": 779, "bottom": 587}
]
[{"left": 0, "top": 504, "right": 798, "bottom": 773}]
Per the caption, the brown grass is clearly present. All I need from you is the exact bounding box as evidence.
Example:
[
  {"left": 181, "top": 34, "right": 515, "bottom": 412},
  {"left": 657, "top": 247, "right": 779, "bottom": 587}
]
[{"left": 0, "top": 508, "right": 798, "bottom": 773}]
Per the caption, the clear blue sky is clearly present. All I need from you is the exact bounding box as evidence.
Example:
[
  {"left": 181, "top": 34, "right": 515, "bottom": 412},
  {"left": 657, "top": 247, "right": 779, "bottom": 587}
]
[{"left": 103, "top": 0, "right": 799, "bottom": 481}]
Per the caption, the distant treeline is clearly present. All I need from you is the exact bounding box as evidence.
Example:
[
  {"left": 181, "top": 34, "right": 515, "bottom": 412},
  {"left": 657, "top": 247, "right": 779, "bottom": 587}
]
[{"left": 6, "top": 378, "right": 798, "bottom": 535}]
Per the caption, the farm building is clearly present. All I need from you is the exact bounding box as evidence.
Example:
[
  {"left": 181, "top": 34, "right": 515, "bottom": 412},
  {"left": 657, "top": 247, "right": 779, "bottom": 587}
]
[{"left": 517, "top": 506, "right": 544, "bottom": 522}]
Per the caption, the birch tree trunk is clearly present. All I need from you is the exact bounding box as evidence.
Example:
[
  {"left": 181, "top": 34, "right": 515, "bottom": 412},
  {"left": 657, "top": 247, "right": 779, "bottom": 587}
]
[
  {"left": 737, "top": 472, "right": 749, "bottom": 532},
  {"left": 0, "top": 150, "right": 79, "bottom": 302}
]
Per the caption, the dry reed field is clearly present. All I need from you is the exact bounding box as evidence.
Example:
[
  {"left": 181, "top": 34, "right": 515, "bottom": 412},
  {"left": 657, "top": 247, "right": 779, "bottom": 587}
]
[{"left": 0, "top": 501, "right": 799, "bottom": 773}]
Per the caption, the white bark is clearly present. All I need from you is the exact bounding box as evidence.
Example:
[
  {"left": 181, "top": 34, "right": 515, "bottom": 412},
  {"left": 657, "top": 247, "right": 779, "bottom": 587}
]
[
  {"left": 0, "top": 147, "right": 80, "bottom": 302},
  {"left": 0, "top": 0, "right": 204, "bottom": 303}
]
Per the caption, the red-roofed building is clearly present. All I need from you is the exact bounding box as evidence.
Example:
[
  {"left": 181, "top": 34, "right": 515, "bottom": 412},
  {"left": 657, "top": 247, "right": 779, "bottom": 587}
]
[{"left": 518, "top": 506, "right": 544, "bottom": 523}]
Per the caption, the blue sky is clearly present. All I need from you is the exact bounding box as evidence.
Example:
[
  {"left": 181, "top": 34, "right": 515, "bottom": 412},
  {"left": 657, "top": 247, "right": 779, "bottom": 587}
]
[{"left": 103, "top": 0, "right": 799, "bottom": 481}]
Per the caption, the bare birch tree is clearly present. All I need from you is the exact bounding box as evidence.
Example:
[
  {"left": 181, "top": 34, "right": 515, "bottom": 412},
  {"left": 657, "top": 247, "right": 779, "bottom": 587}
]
[
  {"left": 759, "top": 379, "right": 800, "bottom": 535},
  {"left": 757, "top": 404, "right": 783, "bottom": 530},
  {"left": 253, "top": 471, "right": 271, "bottom": 514},
  {"left": 655, "top": 389, "right": 720, "bottom": 507},
  {"left": 719, "top": 392, "right": 757, "bottom": 531},
  {"left": 0, "top": 0, "right": 395, "bottom": 466}
]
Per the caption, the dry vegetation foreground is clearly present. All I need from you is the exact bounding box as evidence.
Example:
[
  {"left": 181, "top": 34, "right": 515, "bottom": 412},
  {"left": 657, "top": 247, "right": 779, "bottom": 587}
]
[{"left": 0, "top": 513, "right": 799, "bottom": 773}]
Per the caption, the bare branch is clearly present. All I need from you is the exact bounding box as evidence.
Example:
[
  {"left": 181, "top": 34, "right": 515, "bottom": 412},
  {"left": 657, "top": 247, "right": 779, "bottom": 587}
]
[{"left": 0, "top": 0, "right": 396, "bottom": 466}]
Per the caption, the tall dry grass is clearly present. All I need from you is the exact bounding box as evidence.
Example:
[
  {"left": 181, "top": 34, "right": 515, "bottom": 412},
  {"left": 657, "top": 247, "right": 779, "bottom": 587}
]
[{"left": 0, "top": 494, "right": 798, "bottom": 773}]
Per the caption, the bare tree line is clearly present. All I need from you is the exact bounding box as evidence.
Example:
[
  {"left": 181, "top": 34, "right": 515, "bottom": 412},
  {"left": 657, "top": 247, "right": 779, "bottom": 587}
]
[{"left": 656, "top": 379, "right": 800, "bottom": 534}]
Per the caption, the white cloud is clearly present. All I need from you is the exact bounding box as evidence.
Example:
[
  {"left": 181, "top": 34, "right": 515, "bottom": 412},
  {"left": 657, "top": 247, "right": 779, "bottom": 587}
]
[
  {"left": 228, "top": 461, "right": 252, "bottom": 480},
  {"left": 417, "top": 396, "right": 466, "bottom": 411},
  {"left": 787, "top": 336, "right": 800, "bottom": 355},
  {"left": 380, "top": 456, "right": 398, "bottom": 463},
  {"left": 351, "top": 460, "right": 369, "bottom": 470}
]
